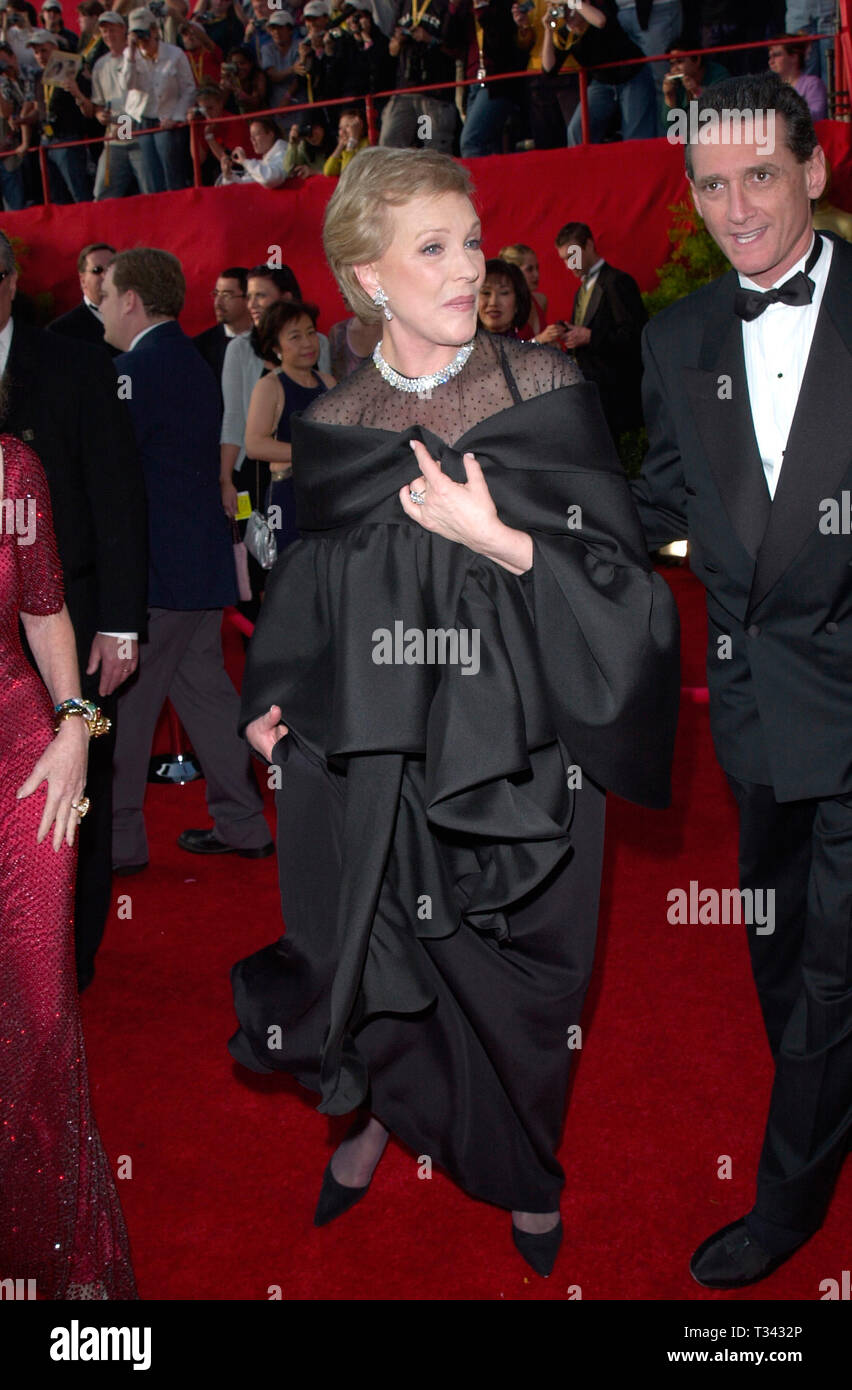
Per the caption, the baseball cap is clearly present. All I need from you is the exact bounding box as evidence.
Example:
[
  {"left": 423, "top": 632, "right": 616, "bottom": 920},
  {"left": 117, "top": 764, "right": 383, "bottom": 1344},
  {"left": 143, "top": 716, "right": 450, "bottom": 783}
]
[
  {"left": 267, "top": 9, "right": 295, "bottom": 25},
  {"left": 41, "top": 1, "right": 63, "bottom": 10},
  {"left": 128, "top": 6, "right": 155, "bottom": 30},
  {"left": 98, "top": 9, "right": 127, "bottom": 23},
  {"left": 302, "top": 1, "right": 329, "bottom": 16},
  {"left": 25, "top": 28, "right": 56, "bottom": 43}
]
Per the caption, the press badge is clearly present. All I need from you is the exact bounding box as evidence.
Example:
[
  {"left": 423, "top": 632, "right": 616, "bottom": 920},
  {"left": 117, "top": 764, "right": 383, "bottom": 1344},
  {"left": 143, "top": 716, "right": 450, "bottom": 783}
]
[{"left": 236, "top": 491, "right": 252, "bottom": 521}]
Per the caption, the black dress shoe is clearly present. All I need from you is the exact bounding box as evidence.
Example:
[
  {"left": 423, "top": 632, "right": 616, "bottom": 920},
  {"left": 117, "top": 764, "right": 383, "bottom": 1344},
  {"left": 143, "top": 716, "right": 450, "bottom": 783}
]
[
  {"left": 313, "top": 1161, "right": 371, "bottom": 1227},
  {"left": 177, "top": 828, "right": 274, "bottom": 858},
  {"left": 511, "top": 1217, "right": 563, "bottom": 1277},
  {"left": 690, "top": 1217, "right": 806, "bottom": 1289}
]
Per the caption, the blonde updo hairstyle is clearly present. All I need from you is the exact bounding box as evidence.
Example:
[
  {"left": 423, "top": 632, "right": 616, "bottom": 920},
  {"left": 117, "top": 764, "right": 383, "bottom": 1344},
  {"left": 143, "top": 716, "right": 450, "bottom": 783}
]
[
  {"left": 322, "top": 147, "right": 476, "bottom": 325},
  {"left": 498, "top": 243, "right": 536, "bottom": 267}
]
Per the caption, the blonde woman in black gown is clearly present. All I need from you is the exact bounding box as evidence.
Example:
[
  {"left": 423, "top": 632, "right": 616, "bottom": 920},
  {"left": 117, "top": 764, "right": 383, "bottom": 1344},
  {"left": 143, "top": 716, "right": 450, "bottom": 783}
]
[{"left": 229, "top": 147, "right": 679, "bottom": 1276}]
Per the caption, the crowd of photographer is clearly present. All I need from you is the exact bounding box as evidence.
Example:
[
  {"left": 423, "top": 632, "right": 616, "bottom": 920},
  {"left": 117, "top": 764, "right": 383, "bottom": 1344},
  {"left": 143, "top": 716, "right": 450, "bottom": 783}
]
[{"left": 0, "top": 0, "right": 836, "bottom": 207}]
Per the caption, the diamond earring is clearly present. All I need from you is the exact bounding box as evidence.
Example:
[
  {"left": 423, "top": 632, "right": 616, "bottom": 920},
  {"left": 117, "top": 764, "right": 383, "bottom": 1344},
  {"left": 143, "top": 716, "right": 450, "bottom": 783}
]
[{"left": 373, "top": 286, "right": 393, "bottom": 321}]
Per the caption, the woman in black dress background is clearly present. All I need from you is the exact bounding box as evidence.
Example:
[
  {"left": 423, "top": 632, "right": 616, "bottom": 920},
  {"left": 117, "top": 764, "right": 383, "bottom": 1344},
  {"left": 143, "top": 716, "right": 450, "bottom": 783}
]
[{"left": 229, "top": 147, "right": 679, "bottom": 1275}]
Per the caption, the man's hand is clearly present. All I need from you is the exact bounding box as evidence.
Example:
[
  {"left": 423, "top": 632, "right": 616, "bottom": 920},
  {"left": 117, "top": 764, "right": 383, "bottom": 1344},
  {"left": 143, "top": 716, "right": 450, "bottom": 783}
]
[
  {"left": 563, "top": 324, "right": 591, "bottom": 348},
  {"left": 246, "top": 703, "right": 289, "bottom": 761},
  {"left": 86, "top": 633, "right": 138, "bottom": 696},
  {"left": 231, "top": 145, "right": 246, "bottom": 163}
]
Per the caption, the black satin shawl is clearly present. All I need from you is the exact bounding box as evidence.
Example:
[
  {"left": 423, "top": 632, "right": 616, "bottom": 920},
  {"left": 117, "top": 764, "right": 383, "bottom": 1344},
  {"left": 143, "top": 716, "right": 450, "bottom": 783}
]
[{"left": 238, "top": 381, "right": 680, "bottom": 1114}]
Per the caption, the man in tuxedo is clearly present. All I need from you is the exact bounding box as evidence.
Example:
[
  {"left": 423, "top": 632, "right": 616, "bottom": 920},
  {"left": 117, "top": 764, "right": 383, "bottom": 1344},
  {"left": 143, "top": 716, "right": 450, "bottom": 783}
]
[
  {"left": 193, "top": 265, "right": 251, "bottom": 399},
  {"left": 0, "top": 228, "right": 147, "bottom": 991},
  {"left": 48, "top": 241, "right": 120, "bottom": 357},
  {"left": 632, "top": 73, "right": 852, "bottom": 1288},
  {"left": 555, "top": 221, "right": 647, "bottom": 440},
  {"left": 100, "top": 248, "right": 273, "bottom": 869}
]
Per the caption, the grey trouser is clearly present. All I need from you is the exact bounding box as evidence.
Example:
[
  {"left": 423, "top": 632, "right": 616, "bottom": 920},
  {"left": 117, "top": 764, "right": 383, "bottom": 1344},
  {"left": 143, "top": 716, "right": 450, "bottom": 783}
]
[{"left": 112, "top": 608, "right": 268, "bottom": 866}]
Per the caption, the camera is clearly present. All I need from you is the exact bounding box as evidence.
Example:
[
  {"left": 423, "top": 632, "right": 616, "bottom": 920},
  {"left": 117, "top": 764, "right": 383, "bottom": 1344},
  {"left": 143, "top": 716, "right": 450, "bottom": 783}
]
[
  {"left": 221, "top": 61, "right": 237, "bottom": 76},
  {"left": 149, "top": 0, "right": 166, "bottom": 17}
]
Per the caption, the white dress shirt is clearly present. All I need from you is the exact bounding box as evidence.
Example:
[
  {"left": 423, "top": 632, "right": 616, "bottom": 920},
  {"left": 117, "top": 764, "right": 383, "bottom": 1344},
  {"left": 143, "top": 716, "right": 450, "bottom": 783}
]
[
  {"left": 0, "top": 316, "right": 13, "bottom": 379},
  {"left": 120, "top": 41, "right": 196, "bottom": 123},
  {"left": 739, "top": 232, "right": 832, "bottom": 500},
  {"left": 92, "top": 50, "right": 136, "bottom": 120},
  {"left": 236, "top": 138, "right": 290, "bottom": 189}
]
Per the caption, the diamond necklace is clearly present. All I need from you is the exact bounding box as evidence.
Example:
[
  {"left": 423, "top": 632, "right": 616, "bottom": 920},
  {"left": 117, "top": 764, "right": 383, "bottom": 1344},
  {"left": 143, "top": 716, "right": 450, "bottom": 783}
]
[{"left": 372, "top": 338, "right": 475, "bottom": 393}]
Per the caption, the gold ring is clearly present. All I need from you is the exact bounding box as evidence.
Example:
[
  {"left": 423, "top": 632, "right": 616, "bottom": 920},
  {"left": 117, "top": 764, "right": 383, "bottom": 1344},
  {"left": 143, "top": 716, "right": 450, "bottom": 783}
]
[{"left": 71, "top": 797, "right": 90, "bottom": 818}]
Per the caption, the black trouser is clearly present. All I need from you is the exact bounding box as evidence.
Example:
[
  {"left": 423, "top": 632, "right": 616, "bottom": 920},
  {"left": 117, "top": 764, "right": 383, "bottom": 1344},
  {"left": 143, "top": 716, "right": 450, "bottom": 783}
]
[
  {"left": 727, "top": 775, "right": 852, "bottom": 1250},
  {"left": 73, "top": 674, "right": 117, "bottom": 991}
]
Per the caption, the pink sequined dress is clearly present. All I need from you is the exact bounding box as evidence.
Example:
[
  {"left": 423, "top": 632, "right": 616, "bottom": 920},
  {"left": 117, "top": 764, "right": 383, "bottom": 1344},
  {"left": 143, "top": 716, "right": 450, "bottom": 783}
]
[{"left": 0, "top": 436, "right": 136, "bottom": 1300}]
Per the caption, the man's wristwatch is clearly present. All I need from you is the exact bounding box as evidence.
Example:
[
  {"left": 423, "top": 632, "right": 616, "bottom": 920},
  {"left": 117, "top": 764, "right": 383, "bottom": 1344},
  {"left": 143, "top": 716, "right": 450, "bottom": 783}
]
[{"left": 54, "top": 697, "right": 112, "bottom": 738}]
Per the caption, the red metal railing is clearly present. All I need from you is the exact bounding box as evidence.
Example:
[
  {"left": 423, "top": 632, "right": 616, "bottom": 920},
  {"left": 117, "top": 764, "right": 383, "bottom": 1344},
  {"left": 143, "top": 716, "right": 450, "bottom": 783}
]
[{"left": 26, "top": 19, "right": 851, "bottom": 206}]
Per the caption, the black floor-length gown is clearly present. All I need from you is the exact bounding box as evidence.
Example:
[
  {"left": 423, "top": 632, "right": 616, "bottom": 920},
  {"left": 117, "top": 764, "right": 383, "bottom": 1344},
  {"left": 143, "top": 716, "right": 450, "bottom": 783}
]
[{"left": 229, "top": 333, "right": 680, "bottom": 1212}]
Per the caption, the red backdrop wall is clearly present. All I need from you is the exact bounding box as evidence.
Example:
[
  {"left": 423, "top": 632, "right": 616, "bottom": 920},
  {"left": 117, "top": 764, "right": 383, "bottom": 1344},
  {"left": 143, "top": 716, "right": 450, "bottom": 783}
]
[{"left": 4, "top": 124, "right": 852, "bottom": 335}]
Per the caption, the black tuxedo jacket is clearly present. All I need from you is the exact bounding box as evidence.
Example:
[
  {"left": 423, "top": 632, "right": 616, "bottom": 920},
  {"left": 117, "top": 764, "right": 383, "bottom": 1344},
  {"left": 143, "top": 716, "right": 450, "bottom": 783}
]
[
  {"left": 48, "top": 300, "right": 120, "bottom": 357},
  {"left": 193, "top": 321, "right": 231, "bottom": 395},
  {"left": 571, "top": 262, "right": 647, "bottom": 435},
  {"left": 2, "top": 319, "right": 148, "bottom": 669},
  {"left": 632, "top": 234, "right": 852, "bottom": 802}
]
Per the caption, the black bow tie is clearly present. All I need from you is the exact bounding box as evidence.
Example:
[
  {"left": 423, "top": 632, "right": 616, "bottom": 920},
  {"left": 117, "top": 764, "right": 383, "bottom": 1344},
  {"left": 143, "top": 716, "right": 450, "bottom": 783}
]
[{"left": 733, "top": 238, "right": 822, "bottom": 322}]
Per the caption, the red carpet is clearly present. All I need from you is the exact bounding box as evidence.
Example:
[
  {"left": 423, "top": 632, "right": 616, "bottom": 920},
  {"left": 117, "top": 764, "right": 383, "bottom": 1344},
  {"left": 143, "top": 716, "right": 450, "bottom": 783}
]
[{"left": 80, "top": 567, "right": 851, "bottom": 1301}]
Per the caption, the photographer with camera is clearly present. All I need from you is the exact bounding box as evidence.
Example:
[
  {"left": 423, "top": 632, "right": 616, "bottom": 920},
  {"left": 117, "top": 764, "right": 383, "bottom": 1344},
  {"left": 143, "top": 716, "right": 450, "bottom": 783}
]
[
  {"left": 541, "top": 0, "right": 656, "bottom": 144},
  {"left": 511, "top": 0, "right": 577, "bottom": 150},
  {"left": 289, "top": 0, "right": 346, "bottom": 113},
  {"left": 661, "top": 35, "right": 728, "bottom": 112},
  {"left": 91, "top": 9, "right": 153, "bottom": 195},
  {"left": 120, "top": 5, "right": 195, "bottom": 188},
  {"left": 322, "top": 105, "right": 367, "bottom": 175},
  {"left": 259, "top": 9, "right": 300, "bottom": 111},
  {"left": 0, "top": 38, "right": 33, "bottom": 209},
  {"left": 220, "top": 41, "right": 267, "bottom": 110},
  {"left": 457, "top": 0, "right": 524, "bottom": 158},
  {"left": 219, "top": 111, "right": 287, "bottom": 183},
  {"left": 339, "top": 0, "right": 395, "bottom": 102},
  {"left": 178, "top": 15, "right": 222, "bottom": 83},
  {"left": 281, "top": 111, "right": 329, "bottom": 175},
  {"left": 378, "top": 0, "right": 465, "bottom": 153},
  {"left": 188, "top": 77, "right": 249, "bottom": 181},
  {"left": 190, "top": 0, "right": 245, "bottom": 56}
]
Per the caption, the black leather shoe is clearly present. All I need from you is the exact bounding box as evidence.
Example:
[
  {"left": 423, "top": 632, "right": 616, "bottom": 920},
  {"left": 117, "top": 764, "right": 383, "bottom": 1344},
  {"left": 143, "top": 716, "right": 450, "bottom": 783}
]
[
  {"left": 690, "top": 1217, "right": 805, "bottom": 1289},
  {"left": 177, "top": 828, "right": 274, "bottom": 858},
  {"left": 511, "top": 1217, "right": 563, "bottom": 1277},
  {"left": 313, "top": 1161, "right": 371, "bottom": 1228},
  {"left": 112, "top": 861, "right": 149, "bottom": 876}
]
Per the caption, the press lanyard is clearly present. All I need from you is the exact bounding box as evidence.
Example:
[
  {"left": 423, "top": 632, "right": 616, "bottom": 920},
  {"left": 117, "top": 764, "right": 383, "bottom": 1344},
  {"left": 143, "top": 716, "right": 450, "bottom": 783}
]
[{"left": 411, "top": 0, "right": 432, "bottom": 29}]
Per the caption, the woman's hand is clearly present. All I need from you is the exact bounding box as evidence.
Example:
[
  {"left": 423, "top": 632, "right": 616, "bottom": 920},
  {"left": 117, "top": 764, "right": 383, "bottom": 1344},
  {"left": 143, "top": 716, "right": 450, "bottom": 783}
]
[
  {"left": 246, "top": 704, "right": 289, "bottom": 761},
  {"left": 400, "top": 438, "right": 500, "bottom": 552},
  {"left": 16, "top": 717, "right": 89, "bottom": 852},
  {"left": 401, "top": 438, "right": 533, "bottom": 574},
  {"left": 534, "top": 322, "right": 566, "bottom": 345}
]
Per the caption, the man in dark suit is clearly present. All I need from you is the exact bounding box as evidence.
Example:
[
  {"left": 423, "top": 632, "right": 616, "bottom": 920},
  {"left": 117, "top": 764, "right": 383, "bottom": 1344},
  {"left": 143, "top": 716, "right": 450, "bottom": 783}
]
[
  {"left": 48, "top": 242, "right": 120, "bottom": 357},
  {"left": 0, "top": 228, "right": 147, "bottom": 992},
  {"left": 555, "top": 221, "right": 648, "bottom": 440},
  {"left": 632, "top": 73, "right": 852, "bottom": 1289},
  {"left": 193, "top": 265, "right": 251, "bottom": 398},
  {"left": 100, "top": 248, "right": 272, "bottom": 869}
]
